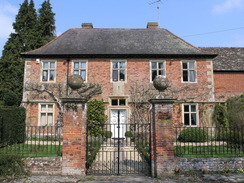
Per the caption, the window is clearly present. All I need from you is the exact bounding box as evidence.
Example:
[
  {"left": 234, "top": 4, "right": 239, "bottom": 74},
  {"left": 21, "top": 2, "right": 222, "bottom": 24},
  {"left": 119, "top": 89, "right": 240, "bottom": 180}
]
[
  {"left": 182, "top": 61, "right": 196, "bottom": 82},
  {"left": 112, "top": 61, "right": 126, "bottom": 82},
  {"left": 151, "top": 61, "right": 165, "bottom": 81},
  {"left": 39, "top": 104, "right": 54, "bottom": 126},
  {"left": 183, "top": 104, "right": 198, "bottom": 126},
  {"left": 111, "top": 99, "right": 126, "bottom": 106},
  {"left": 42, "top": 61, "right": 55, "bottom": 81},
  {"left": 73, "top": 61, "right": 87, "bottom": 81}
]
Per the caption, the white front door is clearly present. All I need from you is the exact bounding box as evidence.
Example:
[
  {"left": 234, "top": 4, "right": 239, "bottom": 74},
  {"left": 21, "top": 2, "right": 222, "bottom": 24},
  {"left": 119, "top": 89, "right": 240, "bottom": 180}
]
[{"left": 110, "top": 110, "right": 126, "bottom": 138}]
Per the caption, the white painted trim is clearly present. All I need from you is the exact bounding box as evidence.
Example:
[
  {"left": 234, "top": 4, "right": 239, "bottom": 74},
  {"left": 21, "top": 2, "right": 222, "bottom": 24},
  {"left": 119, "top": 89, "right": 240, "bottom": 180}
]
[
  {"left": 181, "top": 60, "right": 198, "bottom": 83},
  {"left": 182, "top": 103, "right": 199, "bottom": 127},
  {"left": 110, "top": 60, "right": 127, "bottom": 83},
  {"left": 40, "top": 60, "right": 57, "bottom": 83},
  {"left": 38, "top": 103, "right": 55, "bottom": 126},
  {"left": 150, "top": 60, "right": 166, "bottom": 83},
  {"left": 71, "top": 60, "right": 88, "bottom": 83}
]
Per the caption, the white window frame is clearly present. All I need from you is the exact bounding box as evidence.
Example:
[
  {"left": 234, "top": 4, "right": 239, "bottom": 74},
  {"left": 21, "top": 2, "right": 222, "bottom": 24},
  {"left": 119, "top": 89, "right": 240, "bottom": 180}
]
[
  {"left": 72, "top": 60, "right": 88, "bottom": 82},
  {"left": 111, "top": 60, "right": 127, "bottom": 83},
  {"left": 182, "top": 103, "right": 198, "bottom": 126},
  {"left": 110, "top": 98, "right": 128, "bottom": 107},
  {"left": 150, "top": 60, "right": 166, "bottom": 82},
  {"left": 39, "top": 103, "right": 55, "bottom": 126},
  {"left": 41, "top": 60, "right": 56, "bottom": 82},
  {"left": 181, "top": 60, "right": 197, "bottom": 83}
]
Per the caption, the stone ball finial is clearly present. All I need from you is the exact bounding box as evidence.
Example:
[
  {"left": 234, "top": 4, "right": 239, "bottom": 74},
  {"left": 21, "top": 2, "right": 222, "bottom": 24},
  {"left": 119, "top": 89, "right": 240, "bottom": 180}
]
[
  {"left": 67, "top": 74, "right": 84, "bottom": 90},
  {"left": 153, "top": 75, "right": 170, "bottom": 92}
]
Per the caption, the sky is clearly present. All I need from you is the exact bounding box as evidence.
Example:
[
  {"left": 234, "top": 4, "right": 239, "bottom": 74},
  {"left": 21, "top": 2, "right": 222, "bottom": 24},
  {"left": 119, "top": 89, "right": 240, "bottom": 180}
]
[{"left": 0, "top": 0, "right": 244, "bottom": 56}]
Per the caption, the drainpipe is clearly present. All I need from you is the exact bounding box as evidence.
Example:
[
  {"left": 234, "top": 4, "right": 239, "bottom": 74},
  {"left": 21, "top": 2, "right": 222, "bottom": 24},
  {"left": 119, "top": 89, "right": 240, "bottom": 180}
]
[{"left": 66, "top": 59, "right": 70, "bottom": 96}]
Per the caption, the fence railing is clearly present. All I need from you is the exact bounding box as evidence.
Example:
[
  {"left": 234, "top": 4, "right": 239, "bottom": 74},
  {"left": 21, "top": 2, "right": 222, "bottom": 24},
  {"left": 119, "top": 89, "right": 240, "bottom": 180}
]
[
  {"left": 174, "top": 126, "right": 244, "bottom": 157},
  {"left": 0, "top": 126, "right": 62, "bottom": 157}
]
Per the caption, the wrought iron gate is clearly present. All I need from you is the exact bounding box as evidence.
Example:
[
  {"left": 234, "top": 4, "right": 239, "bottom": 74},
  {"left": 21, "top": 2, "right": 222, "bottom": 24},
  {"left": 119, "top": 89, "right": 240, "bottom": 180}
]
[{"left": 86, "top": 114, "right": 151, "bottom": 175}]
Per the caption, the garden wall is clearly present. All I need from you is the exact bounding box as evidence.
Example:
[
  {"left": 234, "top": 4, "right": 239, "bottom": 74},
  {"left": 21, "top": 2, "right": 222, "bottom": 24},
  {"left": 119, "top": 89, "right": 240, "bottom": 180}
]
[
  {"left": 175, "top": 157, "right": 244, "bottom": 172},
  {"left": 25, "top": 157, "right": 243, "bottom": 175},
  {"left": 25, "top": 157, "right": 62, "bottom": 175}
]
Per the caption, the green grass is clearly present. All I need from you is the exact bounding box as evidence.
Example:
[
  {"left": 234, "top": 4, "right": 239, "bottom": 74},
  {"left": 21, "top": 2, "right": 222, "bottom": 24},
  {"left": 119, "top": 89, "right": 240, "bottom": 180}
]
[
  {"left": 175, "top": 145, "right": 244, "bottom": 158},
  {"left": 0, "top": 143, "right": 62, "bottom": 157}
]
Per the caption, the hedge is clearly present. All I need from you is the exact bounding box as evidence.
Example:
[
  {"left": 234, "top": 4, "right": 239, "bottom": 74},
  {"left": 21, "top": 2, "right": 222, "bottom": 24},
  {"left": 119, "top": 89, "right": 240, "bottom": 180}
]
[
  {"left": 0, "top": 107, "right": 26, "bottom": 146},
  {"left": 178, "top": 128, "right": 209, "bottom": 142}
]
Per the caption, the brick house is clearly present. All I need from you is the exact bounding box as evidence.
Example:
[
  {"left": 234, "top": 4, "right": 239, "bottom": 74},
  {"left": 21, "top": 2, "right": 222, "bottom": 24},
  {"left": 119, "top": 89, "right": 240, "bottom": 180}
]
[
  {"left": 201, "top": 47, "right": 244, "bottom": 102},
  {"left": 21, "top": 22, "right": 220, "bottom": 128}
]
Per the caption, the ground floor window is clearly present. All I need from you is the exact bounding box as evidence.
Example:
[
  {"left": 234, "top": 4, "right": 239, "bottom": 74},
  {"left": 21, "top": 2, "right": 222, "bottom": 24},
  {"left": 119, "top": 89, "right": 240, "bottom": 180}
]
[
  {"left": 183, "top": 104, "right": 198, "bottom": 126},
  {"left": 39, "top": 104, "right": 54, "bottom": 126}
]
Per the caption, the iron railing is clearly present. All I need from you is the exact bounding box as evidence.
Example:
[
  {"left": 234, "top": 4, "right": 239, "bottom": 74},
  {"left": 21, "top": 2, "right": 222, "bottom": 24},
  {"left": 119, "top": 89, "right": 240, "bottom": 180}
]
[
  {"left": 86, "top": 123, "right": 151, "bottom": 175},
  {"left": 174, "top": 126, "right": 244, "bottom": 157},
  {"left": 0, "top": 126, "right": 62, "bottom": 157}
]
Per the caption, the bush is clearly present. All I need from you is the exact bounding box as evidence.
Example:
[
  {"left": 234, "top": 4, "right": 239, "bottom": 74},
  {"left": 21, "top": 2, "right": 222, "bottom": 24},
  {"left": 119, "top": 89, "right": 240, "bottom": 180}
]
[
  {"left": 87, "top": 99, "right": 107, "bottom": 136},
  {"left": 0, "top": 89, "right": 18, "bottom": 106},
  {"left": 213, "top": 103, "right": 228, "bottom": 127},
  {"left": 226, "top": 128, "right": 244, "bottom": 148},
  {"left": 3, "top": 90, "right": 18, "bottom": 106},
  {"left": 103, "top": 131, "right": 112, "bottom": 138},
  {"left": 125, "top": 131, "right": 134, "bottom": 138},
  {"left": 0, "top": 154, "right": 28, "bottom": 181},
  {"left": 226, "top": 94, "right": 244, "bottom": 127},
  {"left": 178, "top": 128, "right": 209, "bottom": 142},
  {"left": 0, "top": 107, "right": 26, "bottom": 146}
]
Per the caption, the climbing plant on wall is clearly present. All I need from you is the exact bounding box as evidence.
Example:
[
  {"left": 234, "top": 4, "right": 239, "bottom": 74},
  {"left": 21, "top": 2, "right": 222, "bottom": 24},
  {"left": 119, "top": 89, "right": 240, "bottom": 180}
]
[{"left": 87, "top": 99, "right": 107, "bottom": 136}]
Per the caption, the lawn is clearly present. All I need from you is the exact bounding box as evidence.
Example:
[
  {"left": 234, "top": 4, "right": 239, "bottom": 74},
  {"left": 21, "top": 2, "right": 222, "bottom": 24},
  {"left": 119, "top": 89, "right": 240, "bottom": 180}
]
[
  {"left": 0, "top": 143, "right": 62, "bottom": 157},
  {"left": 175, "top": 145, "right": 244, "bottom": 158}
]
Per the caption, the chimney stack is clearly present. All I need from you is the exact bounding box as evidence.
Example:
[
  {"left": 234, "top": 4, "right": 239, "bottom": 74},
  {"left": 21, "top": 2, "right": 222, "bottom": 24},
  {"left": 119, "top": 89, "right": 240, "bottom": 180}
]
[
  {"left": 82, "top": 23, "right": 93, "bottom": 28},
  {"left": 147, "top": 22, "right": 158, "bottom": 29}
]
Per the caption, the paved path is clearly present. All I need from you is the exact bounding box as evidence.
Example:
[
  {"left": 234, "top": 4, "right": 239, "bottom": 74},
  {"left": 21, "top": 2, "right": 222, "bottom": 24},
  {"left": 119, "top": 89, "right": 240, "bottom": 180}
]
[
  {"left": 7, "top": 173, "right": 244, "bottom": 183},
  {"left": 87, "top": 142, "right": 150, "bottom": 175}
]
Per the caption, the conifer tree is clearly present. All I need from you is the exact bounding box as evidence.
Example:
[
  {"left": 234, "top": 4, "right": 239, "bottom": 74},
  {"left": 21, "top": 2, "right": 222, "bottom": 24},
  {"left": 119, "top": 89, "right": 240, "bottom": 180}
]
[
  {"left": 0, "top": 0, "right": 39, "bottom": 105},
  {"left": 0, "top": 0, "right": 56, "bottom": 105},
  {"left": 38, "top": 0, "right": 56, "bottom": 46}
]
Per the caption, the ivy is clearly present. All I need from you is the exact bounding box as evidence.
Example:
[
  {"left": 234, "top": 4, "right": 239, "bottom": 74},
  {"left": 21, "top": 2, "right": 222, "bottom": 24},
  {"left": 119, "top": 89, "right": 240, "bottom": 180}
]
[
  {"left": 226, "top": 94, "right": 244, "bottom": 127},
  {"left": 87, "top": 99, "right": 107, "bottom": 136},
  {"left": 213, "top": 103, "right": 229, "bottom": 127}
]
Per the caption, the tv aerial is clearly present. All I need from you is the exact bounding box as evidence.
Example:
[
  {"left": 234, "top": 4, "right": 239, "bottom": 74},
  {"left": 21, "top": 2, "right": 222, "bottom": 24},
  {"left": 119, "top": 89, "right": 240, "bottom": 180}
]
[{"left": 149, "top": 0, "right": 167, "bottom": 28}]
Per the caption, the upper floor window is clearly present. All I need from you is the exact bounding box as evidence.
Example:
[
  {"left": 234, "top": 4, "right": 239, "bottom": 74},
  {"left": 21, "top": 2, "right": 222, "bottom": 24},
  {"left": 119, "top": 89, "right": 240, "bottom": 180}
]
[
  {"left": 151, "top": 61, "right": 166, "bottom": 81},
  {"left": 39, "top": 104, "right": 54, "bottom": 126},
  {"left": 182, "top": 61, "right": 196, "bottom": 82},
  {"left": 42, "top": 61, "right": 55, "bottom": 82},
  {"left": 112, "top": 61, "right": 126, "bottom": 82},
  {"left": 73, "top": 61, "right": 87, "bottom": 81},
  {"left": 183, "top": 104, "right": 198, "bottom": 126},
  {"left": 111, "top": 98, "right": 126, "bottom": 106}
]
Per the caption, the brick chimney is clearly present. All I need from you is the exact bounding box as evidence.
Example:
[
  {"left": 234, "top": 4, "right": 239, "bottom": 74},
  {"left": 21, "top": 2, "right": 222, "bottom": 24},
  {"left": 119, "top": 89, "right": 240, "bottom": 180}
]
[
  {"left": 81, "top": 23, "right": 93, "bottom": 28},
  {"left": 147, "top": 22, "right": 158, "bottom": 29}
]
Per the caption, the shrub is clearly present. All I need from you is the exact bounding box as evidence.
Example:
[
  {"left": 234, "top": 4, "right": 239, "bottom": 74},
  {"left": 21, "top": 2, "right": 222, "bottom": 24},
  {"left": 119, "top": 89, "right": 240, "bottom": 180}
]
[
  {"left": 125, "top": 131, "right": 134, "bottom": 138},
  {"left": 215, "top": 128, "right": 230, "bottom": 141},
  {"left": 213, "top": 103, "right": 228, "bottom": 127},
  {"left": 226, "top": 94, "right": 244, "bottom": 127},
  {"left": 2, "top": 90, "right": 18, "bottom": 106},
  {"left": 87, "top": 99, "right": 107, "bottom": 136},
  {"left": 0, "top": 154, "right": 28, "bottom": 181},
  {"left": 226, "top": 128, "right": 244, "bottom": 148},
  {"left": 103, "top": 131, "right": 112, "bottom": 138},
  {"left": 178, "top": 128, "right": 209, "bottom": 142},
  {"left": 0, "top": 106, "right": 26, "bottom": 145}
]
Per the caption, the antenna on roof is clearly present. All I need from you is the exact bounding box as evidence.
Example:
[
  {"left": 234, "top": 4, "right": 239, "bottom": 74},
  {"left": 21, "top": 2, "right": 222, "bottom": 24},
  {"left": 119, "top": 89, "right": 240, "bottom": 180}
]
[{"left": 149, "top": 0, "right": 166, "bottom": 28}]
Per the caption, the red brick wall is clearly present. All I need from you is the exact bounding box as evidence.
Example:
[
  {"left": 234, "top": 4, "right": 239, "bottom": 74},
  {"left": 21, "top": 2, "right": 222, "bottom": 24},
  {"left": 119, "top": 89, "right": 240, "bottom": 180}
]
[
  {"left": 214, "top": 72, "right": 244, "bottom": 101},
  {"left": 23, "top": 58, "right": 214, "bottom": 126}
]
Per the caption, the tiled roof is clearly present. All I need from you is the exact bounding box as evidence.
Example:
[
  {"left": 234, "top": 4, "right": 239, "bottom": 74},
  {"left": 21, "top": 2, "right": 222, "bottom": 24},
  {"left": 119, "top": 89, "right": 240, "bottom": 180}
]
[
  {"left": 200, "top": 47, "right": 244, "bottom": 71},
  {"left": 21, "top": 28, "right": 215, "bottom": 58}
]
